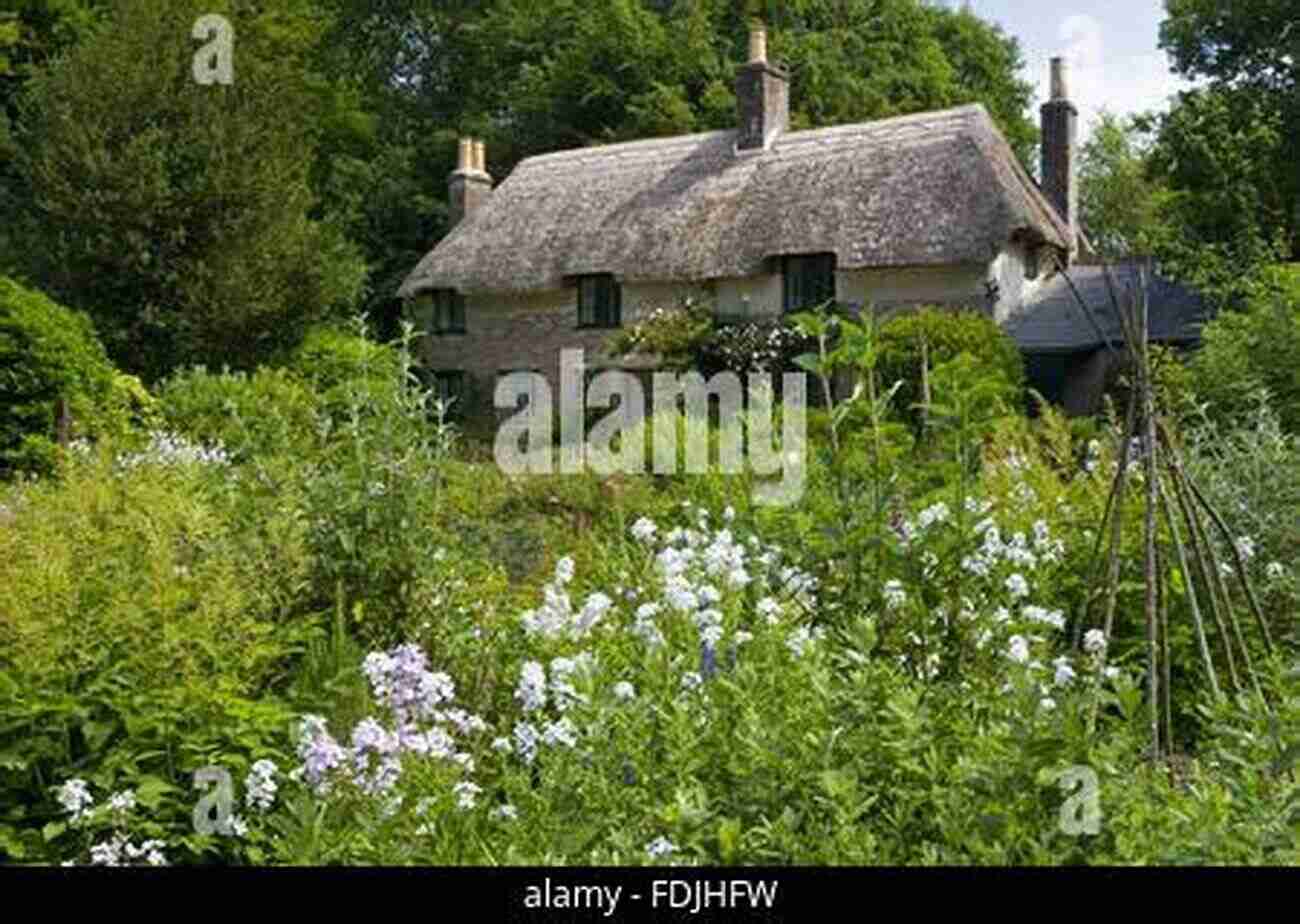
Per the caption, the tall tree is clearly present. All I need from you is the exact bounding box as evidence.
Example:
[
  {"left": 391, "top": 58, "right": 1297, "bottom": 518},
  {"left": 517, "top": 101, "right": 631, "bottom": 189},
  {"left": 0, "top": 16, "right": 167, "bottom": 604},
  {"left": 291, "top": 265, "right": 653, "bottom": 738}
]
[
  {"left": 3, "top": 0, "right": 367, "bottom": 380},
  {"left": 1157, "top": 0, "right": 1299, "bottom": 261},
  {"left": 1077, "top": 111, "right": 1169, "bottom": 260}
]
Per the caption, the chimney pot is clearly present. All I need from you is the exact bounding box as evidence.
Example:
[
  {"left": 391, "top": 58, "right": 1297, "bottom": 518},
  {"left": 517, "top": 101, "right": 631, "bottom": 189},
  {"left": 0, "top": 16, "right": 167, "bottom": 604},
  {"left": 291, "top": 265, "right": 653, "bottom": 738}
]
[
  {"left": 1050, "top": 57, "right": 1068, "bottom": 101},
  {"left": 1041, "top": 58, "right": 1078, "bottom": 262},
  {"left": 449, "top": 138, "right": 492, "bottom": 229},
  {"left": 735, "top": 24, "right": 788, "bottom": 153}
]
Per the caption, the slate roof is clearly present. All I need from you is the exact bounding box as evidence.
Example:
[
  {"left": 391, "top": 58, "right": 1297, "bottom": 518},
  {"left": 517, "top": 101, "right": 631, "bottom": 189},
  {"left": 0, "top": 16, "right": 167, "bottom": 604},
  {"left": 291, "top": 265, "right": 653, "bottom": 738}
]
[
  {"left": 1004, "top": 262, "right": 1214, "bottom": 353},
  {"left": 398, "top": 104, "right": 1072, "bottom": 297}
]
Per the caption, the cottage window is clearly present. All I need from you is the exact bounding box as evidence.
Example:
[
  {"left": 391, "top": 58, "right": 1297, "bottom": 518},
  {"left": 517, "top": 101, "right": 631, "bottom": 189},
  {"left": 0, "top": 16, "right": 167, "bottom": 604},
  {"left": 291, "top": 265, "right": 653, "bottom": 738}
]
[
  {"left": 430, "top": 289, "right": 466, "bottom": 334},
  {"left": 782, "top": 253, "right": 836, "bottom": 313},
  {"left": 1025, "top": 246, "right": 1040, "bottom": 282},
  {"left": 577, "top": 275, "right": 622, "bottom": 329}
]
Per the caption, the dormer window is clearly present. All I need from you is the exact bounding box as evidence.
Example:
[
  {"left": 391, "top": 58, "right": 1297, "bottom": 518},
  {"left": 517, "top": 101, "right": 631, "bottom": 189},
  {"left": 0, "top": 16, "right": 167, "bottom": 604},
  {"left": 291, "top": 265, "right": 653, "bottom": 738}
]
[
  {"left": 1025, "top": 246, "right": 1041, "bottom": 282},
  {"left": 430, "top": 289, "right": 466, "bottom": 334},
  {"left": 577, "top": 274, "right": 622, "bottom": 329},
  {"left": 782, "top": 253, "right": 836, "bottom": 313}
]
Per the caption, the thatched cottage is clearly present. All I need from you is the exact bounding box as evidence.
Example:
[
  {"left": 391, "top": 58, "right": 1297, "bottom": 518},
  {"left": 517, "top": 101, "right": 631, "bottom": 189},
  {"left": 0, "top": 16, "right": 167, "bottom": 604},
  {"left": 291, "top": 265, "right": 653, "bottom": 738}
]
[{"left": 397, "top": 27, "right": 1210, "bottom": 419}]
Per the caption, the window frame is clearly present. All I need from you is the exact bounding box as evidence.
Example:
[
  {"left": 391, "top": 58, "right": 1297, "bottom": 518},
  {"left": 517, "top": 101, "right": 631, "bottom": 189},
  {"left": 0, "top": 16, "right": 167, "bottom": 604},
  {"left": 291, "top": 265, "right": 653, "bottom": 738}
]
[
  {"left": 576, "top": 274, "right": 622, "bottom": 329},
  {"left": 781, "top": 253, "right": 837, "bottom": 314},
  {"left": 430, "top": 289, "right": 467, "bottom": 335}
]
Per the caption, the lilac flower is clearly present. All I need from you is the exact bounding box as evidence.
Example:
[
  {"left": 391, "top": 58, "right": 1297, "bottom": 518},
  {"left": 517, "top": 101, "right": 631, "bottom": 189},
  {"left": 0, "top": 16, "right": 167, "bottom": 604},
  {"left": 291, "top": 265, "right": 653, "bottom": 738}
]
[
  {"left": 699, "top": 642, "right": 718, "bottom": 681},
  {"left": 296, "top": 715, "right": 348, "bottom": 794},
  {"left": 516, "top": 661, "right": 547, "bottom": 713}
]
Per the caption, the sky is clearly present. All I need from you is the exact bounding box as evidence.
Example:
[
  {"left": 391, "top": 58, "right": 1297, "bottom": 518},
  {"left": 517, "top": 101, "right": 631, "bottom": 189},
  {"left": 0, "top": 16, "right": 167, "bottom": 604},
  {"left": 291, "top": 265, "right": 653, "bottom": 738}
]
[{"left": 946, "top": 0, "right": 1198, "bottom": 138}]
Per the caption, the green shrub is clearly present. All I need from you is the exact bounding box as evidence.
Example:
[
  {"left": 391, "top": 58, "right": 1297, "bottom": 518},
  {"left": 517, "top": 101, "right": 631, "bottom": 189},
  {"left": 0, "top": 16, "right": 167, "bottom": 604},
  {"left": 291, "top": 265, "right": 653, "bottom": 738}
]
[
  {"left": 287, "top": 323, "right": 404, "bottom": 423},
  {"left": 0, "top": 276, "right": 135, "bottom": 476},
  {"left": 1187, "top": 285, "right": 1300, "bottom": 432},
  {"left": 0, "top": 442, "right": 312, "bottom": 863},
  {"left": 875, "top": 307, "right": 1026, "bottom": 433},
  {"left": 157, "top": 365, "right": 320, "bottom": 463}
]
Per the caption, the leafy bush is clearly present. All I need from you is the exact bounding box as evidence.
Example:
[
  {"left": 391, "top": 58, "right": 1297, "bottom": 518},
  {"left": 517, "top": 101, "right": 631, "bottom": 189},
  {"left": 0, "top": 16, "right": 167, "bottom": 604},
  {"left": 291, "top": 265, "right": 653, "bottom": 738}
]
[
  {"left": 157, "top": 365, "right": 320, "bottom": 463},
  {"left": 1187, "top": 285, "right": 1300, "bottom": 432},
  {"left": 0, "top": 276, "right": 138, "bottom": 476},
  {"left": 875, "top": 307, "right": 1025, "bottom": 433},
  {"left": 0, "top": 442, "right": 312, "bottom": 863}
]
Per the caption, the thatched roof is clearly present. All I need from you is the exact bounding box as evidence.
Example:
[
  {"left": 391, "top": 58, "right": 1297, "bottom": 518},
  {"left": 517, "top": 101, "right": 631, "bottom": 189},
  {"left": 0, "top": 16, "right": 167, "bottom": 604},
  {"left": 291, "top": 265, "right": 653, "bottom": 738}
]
[
  {"left": 398, "top": 104, "right": 1072, "bottom": 298},
  {"left": 1005, "top": 263, "right": 1213, "bottom": 353}
]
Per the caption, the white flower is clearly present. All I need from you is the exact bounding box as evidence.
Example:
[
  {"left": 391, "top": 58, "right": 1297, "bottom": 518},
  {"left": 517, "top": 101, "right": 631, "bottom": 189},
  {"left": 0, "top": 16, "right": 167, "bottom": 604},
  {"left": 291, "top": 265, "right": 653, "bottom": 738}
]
[
  {"left": 542, "top": 718, "right": 578, "bottom": 748},
  {"left": 493, "top": 804, "right": 518, "bottom": 821},
  {"left": 613, "top": 681, "right": 636, "bottom": 701},
  {"left": 680, "top": 672, "right": 704, "bottom": 692},
  {"left": 1265, "top": 562, "right": 1285, "bottom": 580},
  {"left": 57, "top": 779, "right": 94, "bottom": 821},
  {"left": 723, "top": 506, "right": 735, "bottom": 522},
  {"left": 1039, "top": 696, "right": 1057, "bottom": 711},
  {"left": 646, "top": 836, "right": 677, "bottom": 859},
  {"left": 1083, "top": 629, "right": 1107, "bottom": 654},
  {"left": 491, "top": 736, "right": 513, "bottom": 754},
  {"left": 1007, "top": 635, "right": 1030, "bottom": 664},
  {"left": 882, "top": 580, "right": 906, "bottom": 610},
  {"left": 1053, "top": 656, "right": 1077, "bottom": 688},
  {"left": 917, "top": 502, "right": 949, "bottom": 529},
  {"left": 515, "top": 661, "right": 547, "bottom": 712},
  {"left": 1005, "top": 573, "right": 1030, "bottom": 600},
  {"left": 1235, "top": 536, "right": 1256, "bottom": 561},
  {"left": 107, "top": 790, "right": 136, "bottom": 814},
  {"left": 630, "top": 517, "right": 657, "bottom": 543},
  {"left": 453, "top": 781, "right": 482, "bottom": 811},
  {"left": 756, "top": 597, "right": 781, "bottom": 625},
  {"left": 554, "top": 556, "right": 576, "bottom": 585}
]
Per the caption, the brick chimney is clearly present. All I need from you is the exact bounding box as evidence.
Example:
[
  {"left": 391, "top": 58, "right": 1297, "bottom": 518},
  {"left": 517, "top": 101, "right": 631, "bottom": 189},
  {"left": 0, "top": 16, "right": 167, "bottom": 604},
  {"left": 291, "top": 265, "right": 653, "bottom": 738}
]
[
  {"left": 448, "top": 136, "right": 492, "bottom": 228},
  {"left": 734, "top": 25, "right": 789, "bottom": 153},
  {"left": 1040, "top": 58, "right": 1078, "bottom": 260}
]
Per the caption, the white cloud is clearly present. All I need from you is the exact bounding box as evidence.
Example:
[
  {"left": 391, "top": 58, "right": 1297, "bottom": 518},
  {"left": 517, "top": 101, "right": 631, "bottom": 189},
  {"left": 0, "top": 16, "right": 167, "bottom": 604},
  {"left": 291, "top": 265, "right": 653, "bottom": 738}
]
[{"left": 1021, "top": 13, "right": 1197, "bottom": 140}]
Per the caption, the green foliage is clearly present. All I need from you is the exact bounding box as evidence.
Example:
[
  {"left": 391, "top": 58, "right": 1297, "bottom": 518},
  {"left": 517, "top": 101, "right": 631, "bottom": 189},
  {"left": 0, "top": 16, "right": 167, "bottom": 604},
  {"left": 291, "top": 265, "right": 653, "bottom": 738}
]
[
  {"left": 1078, "top": 111, "right": 1168, "bottom": 260},
  {"left": 0, "top": 275, "right": 136, "bottom": 476},
  {"left": 288, "top": 323, "right": 404, "bottom": 418},
  {"left": 157, "top": 365, "right": 320, "bottom": 463},
  {"left": 5, "top": 0, "right": 367, "bottom": 381},
  {"left": 874, "top": 307, "right": 1025, "bottom": 435},
  {"left": 0, "top": 443, "right": 310, "bottom": 863},
  {"left": 606, "top": 295, "right": 715, "bottom": 371},
  {"left": 1187, "top": 285, "right": 1300, "bottom": 432}
]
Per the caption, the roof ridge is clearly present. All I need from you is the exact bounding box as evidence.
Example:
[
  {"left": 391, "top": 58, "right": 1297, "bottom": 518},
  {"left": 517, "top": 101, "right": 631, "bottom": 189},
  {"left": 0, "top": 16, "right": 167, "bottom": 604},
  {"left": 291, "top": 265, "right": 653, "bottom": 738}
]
[{"left": 515, "top": 103, "right": 993, "bottom": 170}]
